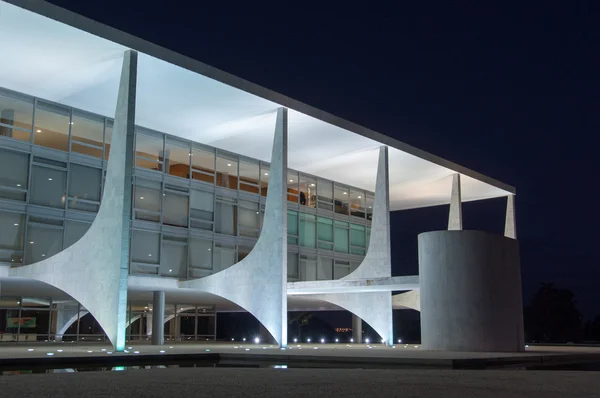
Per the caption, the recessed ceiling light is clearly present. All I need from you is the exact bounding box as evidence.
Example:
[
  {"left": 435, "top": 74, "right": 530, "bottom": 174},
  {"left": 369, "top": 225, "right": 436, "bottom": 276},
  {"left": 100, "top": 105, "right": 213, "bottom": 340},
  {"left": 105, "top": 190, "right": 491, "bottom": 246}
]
[
  {"left": 368, "top": 206, "right": 372, "bottom": 209},
  {"left": 36, "top": 129, "right": 41, "bottom": 133},
  {"left": 227, "top": 163, "right": 232, "bottom": 167},
  {"left": 16, "top": 184, "right": 21, "bottom": 187},
  {"left": 343, "top": 192, "right": 347, "bottom": 195},
  {"left": 70, "top": 122, "right": 74, "bottom": 125},
  {"left": 13, "top": 223, "right": 18, "bottom": 226},
  {"left": 30, "top": 241, "right": 34, "bottom": 244},
  {"left": 169, "top": 269, "right": 173, "bottom": 272},
  {"left": 310, "top": 183, "right": 315, "bottom": 187},
  {"left": 264, "top": 172, "right": 269, "bottom": 176},
  {"left": 41, "top": 254, "right": 46, "bottom": 257},
  {"left": 289, "top": 179, "right": 294, "bottom": 183},
  {"left": 48, "top": 178, "right": 53, "bottom": 181},
  {"left": 148, "top": 254, "right": 152, "bottom": 257},
  {"left": 140, "top": 196, "right": 144, "bottom": 199},
  {"left": 358, "top": 196, "right": 362, "bottom": 199}
]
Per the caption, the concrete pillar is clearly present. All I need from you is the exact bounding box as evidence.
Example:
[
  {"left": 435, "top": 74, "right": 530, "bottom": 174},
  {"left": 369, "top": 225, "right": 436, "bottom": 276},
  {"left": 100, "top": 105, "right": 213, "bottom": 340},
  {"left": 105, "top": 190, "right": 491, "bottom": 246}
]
[
  {"left": 419, "top": 230, "right": 524, "bottom": 352},
  {"left": 0, "top": 109, "right": 14, "bottom": 137},
  {"left": 259, "top": 322, "right": 274, "bottom": 344},
  {"left": 146, "top": 313, "right": 153, "bottom": 338},
  {"left": 505, "top": 194, "right": 517, "bottom": 239},
  {"left": 448, "top": 174, "right": 462, "bottom": 230},
  {"left": 151, "top": 291, "right": 165, "bottom": 345},
  {"left": 352, "top": 314, "right": 362, "bottom": 343}
]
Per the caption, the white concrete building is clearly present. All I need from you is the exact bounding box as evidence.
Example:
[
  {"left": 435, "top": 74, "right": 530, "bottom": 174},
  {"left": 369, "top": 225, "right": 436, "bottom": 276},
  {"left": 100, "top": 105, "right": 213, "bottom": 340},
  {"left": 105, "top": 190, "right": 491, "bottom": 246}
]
[{"left": 0, "top": 0, "right": 522, "bottom": 351}]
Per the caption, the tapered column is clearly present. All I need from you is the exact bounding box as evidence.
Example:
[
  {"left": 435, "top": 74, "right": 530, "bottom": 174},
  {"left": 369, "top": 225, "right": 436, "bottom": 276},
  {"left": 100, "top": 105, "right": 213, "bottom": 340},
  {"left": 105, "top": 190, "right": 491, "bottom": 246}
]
[
  {"left": 180, "top": 108, "right": 288, "bottom": 347},
  {"left": 505, "top": 194, "right": 517, "bottom": 239},
  {"left": 352, "top": 314, "right": 362, "bottom": 343},
  {"left": 9, "top": 50, "right": 137, "bottom": 351},
  {"left": 448, "top": 174, "right": 462, "bottom": 230},
  {"left": 151, "top": 291, "right": 165, "bottom": 345}
]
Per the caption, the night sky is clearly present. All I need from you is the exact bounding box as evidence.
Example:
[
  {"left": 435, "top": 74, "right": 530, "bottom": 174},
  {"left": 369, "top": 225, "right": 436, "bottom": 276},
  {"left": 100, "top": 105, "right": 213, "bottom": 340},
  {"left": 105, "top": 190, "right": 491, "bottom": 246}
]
[{"left": 48, "top": 1, "right": 599, "bottom": 318}]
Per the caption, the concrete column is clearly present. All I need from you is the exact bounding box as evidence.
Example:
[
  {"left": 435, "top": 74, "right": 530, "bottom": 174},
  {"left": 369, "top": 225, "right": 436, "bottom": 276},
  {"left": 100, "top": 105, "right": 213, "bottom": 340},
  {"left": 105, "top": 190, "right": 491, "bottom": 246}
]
[
  {"left": 180, "top": 108, "right": 288, "bottom": 347},
  {"left": 448, "top": 174, "right": 463, "bottom": 230},
  {"left": 505, "top": 194, "right": 517, "bottom": 239},
  {"left": 0, "top": 109, "right": 14, "bottom": 137},
  {"left": 146, "top": 313, "right": 153, "bottom": 338},
  {"left": 419, "top": 230, "right": 524, "bottom": 352},
  {"left": 259, "top": 322, "right": 274, "bottom": 344},
  {"left": 9, "top": 50, "right": 137, "bottom": 351},
  {"left": 151, "top": 291, "right": 165, "bottom": 345},
  {"left": 352, "top": 314, "right": 362, "bottom": 343}
]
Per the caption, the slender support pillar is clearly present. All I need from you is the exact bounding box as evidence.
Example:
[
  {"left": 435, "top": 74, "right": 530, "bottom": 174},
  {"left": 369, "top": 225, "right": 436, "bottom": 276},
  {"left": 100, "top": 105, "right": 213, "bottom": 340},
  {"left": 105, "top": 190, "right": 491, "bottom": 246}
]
[
  {"left": 448, "top": 173, "right": 463, "bottom": 230},
  {"left": 151, "top": 291, "right": 165, "bottom": 345},
  {"left": 505, "top": 194, "right": 517, "bottom": 239},
  {"left": 352, "top": 314, "right": 362, "bottom": 343}
]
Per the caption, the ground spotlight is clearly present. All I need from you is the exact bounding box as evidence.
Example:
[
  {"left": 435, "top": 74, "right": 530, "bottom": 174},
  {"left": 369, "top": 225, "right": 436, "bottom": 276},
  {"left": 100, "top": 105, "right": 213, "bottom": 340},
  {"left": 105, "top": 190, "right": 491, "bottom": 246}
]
[
  {"left": 293, "top": 338, "right": 298, "bottom": 343},
  {"left": 350, "top": 338, "right": 354, "bottom": 343},
  {"left": 320, "top": 338, "right": 325, "bottom": 343},
  {"left": 254, "top": 337, "right": 260, "bottom": 344},
  {"left": 365, "top": 338, "right": 370, "bottom": 344},
  {"left": 335, "top": 338, "right": 339, "bottom": 343},
  {"left": 397, "top": 339, "right": 402, "bottom": 343},
  {"left": 307, "top": 338, "right": 311, "bottom": 343}
]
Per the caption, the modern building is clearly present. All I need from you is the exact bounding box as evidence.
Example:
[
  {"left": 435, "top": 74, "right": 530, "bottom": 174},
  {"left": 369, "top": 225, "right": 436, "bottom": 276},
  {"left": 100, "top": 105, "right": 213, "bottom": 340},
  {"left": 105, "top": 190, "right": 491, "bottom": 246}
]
[{"left": 0, "top": 0, "right": 523, "bottom": 352}]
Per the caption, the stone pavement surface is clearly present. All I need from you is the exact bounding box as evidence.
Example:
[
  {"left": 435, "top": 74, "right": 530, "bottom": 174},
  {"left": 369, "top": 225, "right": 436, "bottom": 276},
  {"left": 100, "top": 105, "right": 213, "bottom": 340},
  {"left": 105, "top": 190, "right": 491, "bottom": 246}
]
[{"left": 0, "top": 367, "right": 599, "bottom": 397}]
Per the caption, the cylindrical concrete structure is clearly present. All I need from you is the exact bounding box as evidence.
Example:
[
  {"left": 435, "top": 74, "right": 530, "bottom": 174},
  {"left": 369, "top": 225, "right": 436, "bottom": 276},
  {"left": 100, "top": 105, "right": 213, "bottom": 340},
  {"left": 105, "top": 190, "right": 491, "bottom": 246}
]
[
  {"left": 352, "top": 314, "right": 362, "bottom": 343},
  {"left": 419, "top": 230, "right": 524, "bottom": 352},
  {"left": 151, "top": 291, "right": 165, "bottom": 345}
]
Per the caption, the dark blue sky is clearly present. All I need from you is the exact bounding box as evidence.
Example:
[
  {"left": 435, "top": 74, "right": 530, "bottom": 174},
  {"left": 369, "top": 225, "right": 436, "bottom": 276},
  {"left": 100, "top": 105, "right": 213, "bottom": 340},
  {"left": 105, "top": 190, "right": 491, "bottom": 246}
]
[{"left": 48, "top": 1, "right": 599, "bottom": 317}]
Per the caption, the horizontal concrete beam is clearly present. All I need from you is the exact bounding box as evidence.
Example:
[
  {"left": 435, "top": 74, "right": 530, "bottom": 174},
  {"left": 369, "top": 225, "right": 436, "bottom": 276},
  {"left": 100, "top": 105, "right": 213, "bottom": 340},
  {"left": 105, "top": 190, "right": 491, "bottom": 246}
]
[{"left": 287, "top": 275, "right": 419, "bottom": 295}]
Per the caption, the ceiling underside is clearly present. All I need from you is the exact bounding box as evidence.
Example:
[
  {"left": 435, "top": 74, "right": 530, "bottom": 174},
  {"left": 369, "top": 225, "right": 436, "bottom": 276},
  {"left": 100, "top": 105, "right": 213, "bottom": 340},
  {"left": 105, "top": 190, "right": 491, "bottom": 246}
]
[{"left": 0, "top": 1, "right": 514, "bottom": 211}]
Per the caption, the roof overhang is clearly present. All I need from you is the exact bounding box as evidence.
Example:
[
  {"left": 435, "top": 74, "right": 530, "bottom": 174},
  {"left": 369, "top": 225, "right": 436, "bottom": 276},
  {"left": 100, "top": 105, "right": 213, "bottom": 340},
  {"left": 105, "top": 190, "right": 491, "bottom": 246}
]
[{"left": 0, "top": 0, "right": 515, "bottom": 210}]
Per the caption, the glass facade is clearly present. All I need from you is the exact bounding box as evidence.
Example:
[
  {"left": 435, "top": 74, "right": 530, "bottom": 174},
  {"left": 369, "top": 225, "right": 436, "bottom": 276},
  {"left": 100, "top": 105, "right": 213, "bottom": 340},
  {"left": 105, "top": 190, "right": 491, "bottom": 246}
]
[{"left": 0, "top": 86, "right": 373, "bottom": 282}]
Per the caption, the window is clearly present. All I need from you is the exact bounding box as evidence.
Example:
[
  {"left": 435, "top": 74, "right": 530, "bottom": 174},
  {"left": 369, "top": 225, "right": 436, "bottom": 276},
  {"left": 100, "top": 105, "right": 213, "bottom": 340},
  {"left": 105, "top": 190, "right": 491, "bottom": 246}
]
[
  {"left": 239, "top": 160, "right": 260, "bottom": 194},
  {"left": 0, "top": 212, "right": 25, "bottom": 264},
  {"left": 104, "top": 120, "right": 113, "bottom": 160},
  {"left": 216, "top": 153, "right": 237, "bottom": 189},
  {"left": 366, "top": 194, "right": 374, "bottom": 220},
  {"left": 24, "top": 217, "right": 64, "bottom": 264},
  {"left": 130, "top": 230, "right": 160, "bottom": 264},
  {"left": 190, "top": 189, "right": 214, "bottom": 231},
  {"left": 30, "top": 164, "right": 67, "bottom": 208},
  {"left": 350, "top": 188, "right": 366, "bottom": 218},
  {"left": 334, "top": 221, "right": 349, "bottom": 253},
  {"left": 0, "top": 148, "right": 28, "bottom": 201},
  {"left": 68, "top": 164, "right": 101, "bottom": 212},
  {"left": 334, "top": 184, "right": 350, "bottom": 215},
  {"left": 34, "top": 101, "right": 70, "bottom": 152},
  {"left": 350, "top": 224, "right": 366, "bottom": 255},
  {"left": 163, "top": 187, "right": 189, "bottom": 227},
  {"left": 287, "top": 210, "right": 298, "bottom": 245},
  {"left": 317, "top": 216, "right": 334, "bottom": 250},
  {"left": 0, "top": 90, "right": 33, "bottom": 142},
  {"left": 260, "top": 163, "right": 269, "bottom": 197},
  {"left": 71, "top": 111, "right": 104, "bottom": 158},
  {"left": 298, "top": 213, "right": 316, "bottom": 248},
  {"left": 299, "top": 254, "right": 317, "bottom": 281},
  {"left": 287, "top": 252, "right": 299, "bottom": 280},
  {"left": 287, "top": 170, "right": 299, "bottom": 203},
  {"left": 165, "top": 138, "right": 190, "bottom": 179},
  {"left": 334, "top": 260, "right": 351, "bottom": 279},
  {"left": 238, "top": 200, "right": 260, "bottom": 237},
  {"left": 317, "top": 256, "right": 333, "bottom": 280},
  {"left": 215, "top": 197, "right": 237, "bottom": 236},
  {"left": 160, "top": 236, "right": 187, "bottom": 278},
  {"left": 317, "top": 179, "right": 333, "bottom": 211},
  {"left": 189, "top": 238, "right": 213, "bottom": 276},
  {"left": 135, "top": 131, "right": 163, "bottom": 172},
  {"left": 299, "top": 174, "right": 316, "bottom": 208},
  {"left": 134, "top": 179, "right": 161, "bottom": 222},
  {"left": 237, "top": 245, "right": 252, "bottom": 262},
  {"left": 191, "top": 145, "right": 215, "bottom": 184},
  {"left": 64, "top": 220, "right": 91, "bottom": 249},
  {"left": 214, "top": 243, "right": 236, "bottom": 272}
]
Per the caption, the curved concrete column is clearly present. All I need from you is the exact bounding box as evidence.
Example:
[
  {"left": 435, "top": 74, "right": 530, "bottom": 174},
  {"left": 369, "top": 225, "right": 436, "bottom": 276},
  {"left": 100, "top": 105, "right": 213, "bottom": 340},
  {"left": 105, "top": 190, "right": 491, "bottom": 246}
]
[
  {"left": 343, "top": 146, "right": 391, "bottom": 280},
  {"left": 322, "top": 146, "right": 393, "bottom": 345},
  {"left": 10, "top": 50, "right": 137, "bottom": 350},
  {"left": 315, "top": 291, "right": 393, "bottom": 344},
  {"left": 180, "top": 107, "right": 288, "bottom": 347},
  {"left": 419, "top": 230, "right": 524, "bottom": 352}
]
